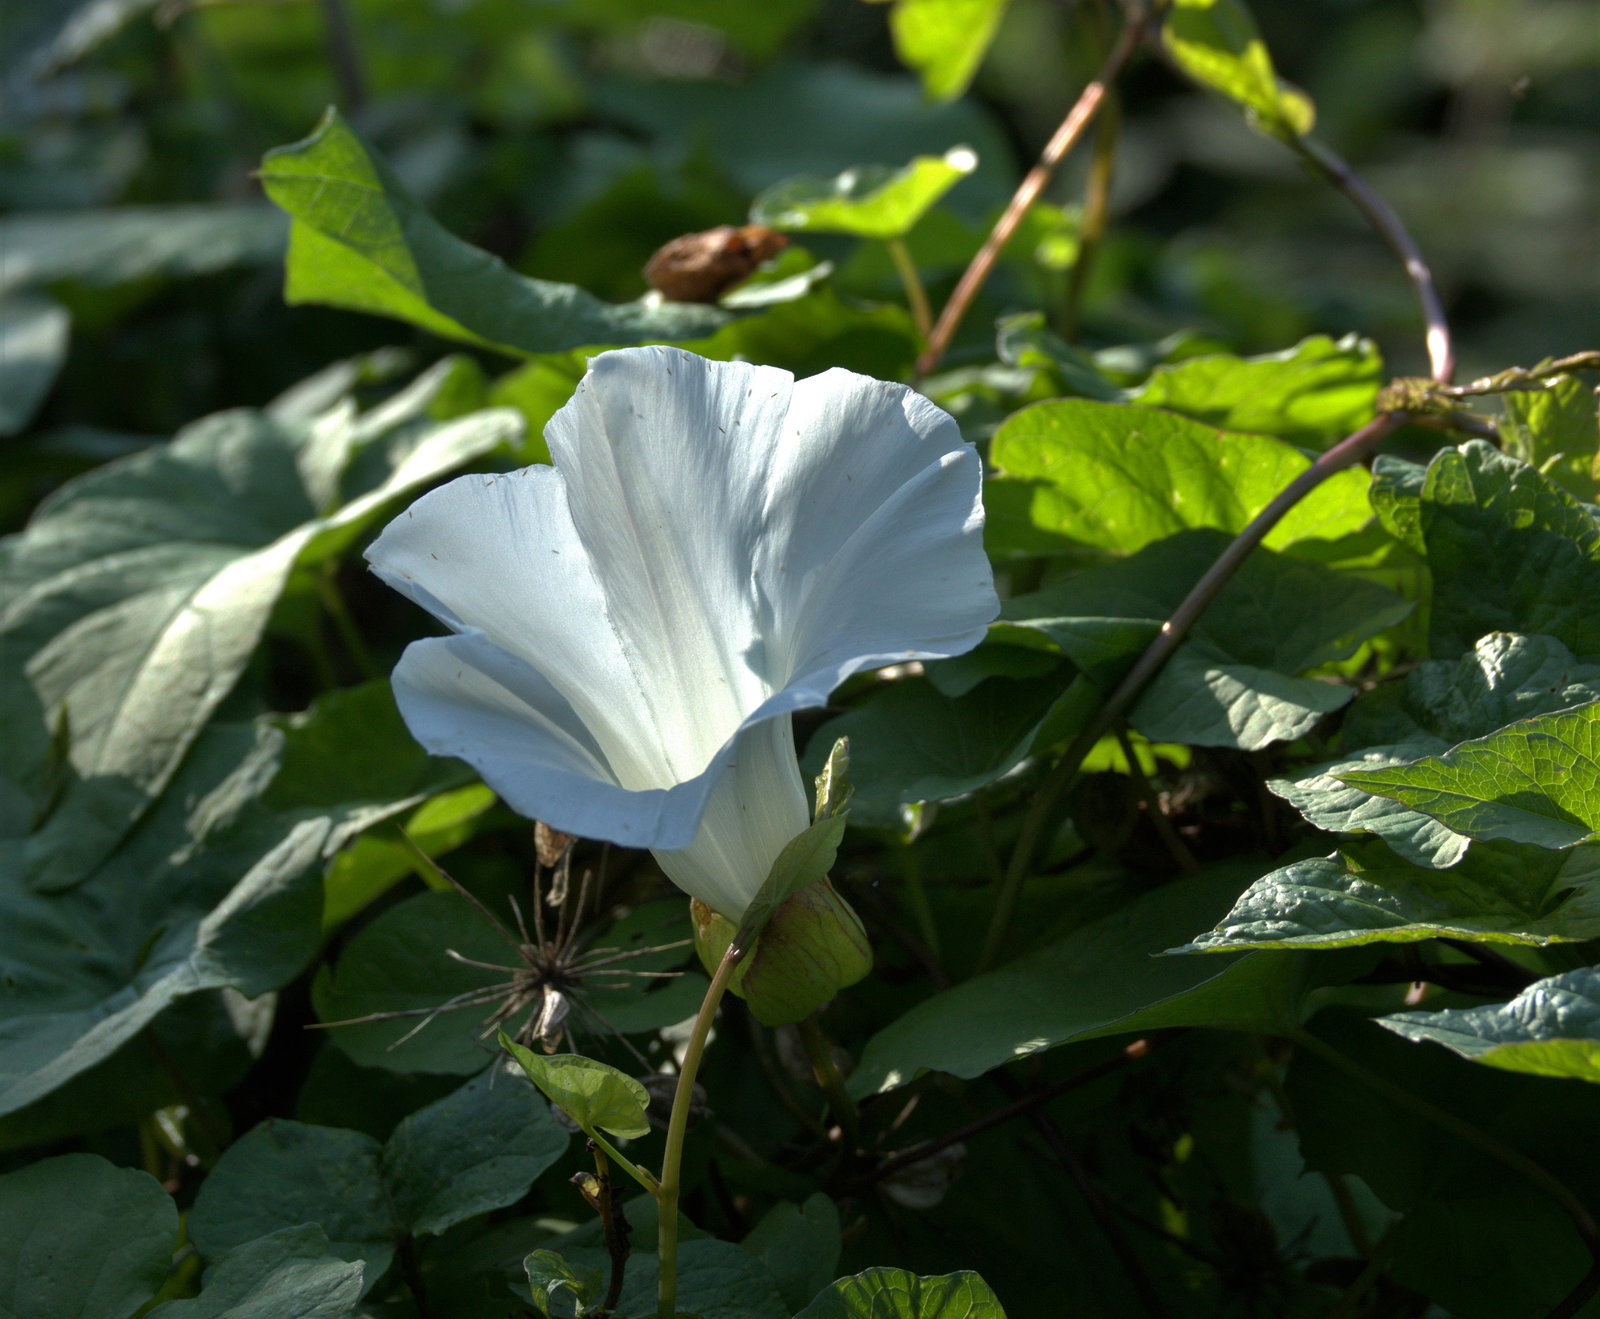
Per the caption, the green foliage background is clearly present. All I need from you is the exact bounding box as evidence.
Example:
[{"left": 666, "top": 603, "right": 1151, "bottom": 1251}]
[{"left": 3, "top": 1, "right": 1600, "bottom": 1316}]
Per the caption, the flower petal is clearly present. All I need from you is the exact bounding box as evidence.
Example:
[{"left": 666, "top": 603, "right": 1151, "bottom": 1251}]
[
  {"left": 390, "top": 632, "right": 715, "bottom": 851},
  {"left": 545, "top": 347, "right": 797, "bottom": 773},
  {"left": 654, "top": 716, "right": 811, "bottom": 918},
  {"left": 363, "top": 465, "right": 669, "bottom": 789},
  {"left": 754, "top": 370, "right": 998, "bottom": 698}
]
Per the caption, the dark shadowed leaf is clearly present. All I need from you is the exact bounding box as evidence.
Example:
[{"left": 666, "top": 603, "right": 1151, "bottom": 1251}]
[
  {"left": 799, "top": 669, "right": 1077, "bottom": 829},
  {"left": 0, "top": 1153, "right": 176, "bottom": 1319},
  {"left": 742, "top": 1195, "right": 842, "bottom": 1314},
  {"left": 1, "top": 358, "right": 516, "bottom": 891},
  {"left": 381, "top": 1068, "right": 570, "bottom": 1236},
  {"left": 614, "top": 1238, "right": 789, "bottom": 1319},
  {"left": 850, "top": 869, "right": 1339, "bottom": 1095},
  {"left": 1002, "top": 530, "right": 1409, "bottom": 750},
  {"left": 1419, "top": 440, "right": 1600, "bottom": 660},
  {"left": 0, "top": 685, "right": 455, "bottom": 1121},
  {"left": 188, "top": 1121, "right": 395, "bottom": 1287},
  {"left": 0, "top": 297, "right": 69, "bottom": 437},
  {"left": 0, "top": 206, "right": 286, "bottom": 299},
  {"left": 147, "top": 1225, "right": 363, "bottom": 1319}
]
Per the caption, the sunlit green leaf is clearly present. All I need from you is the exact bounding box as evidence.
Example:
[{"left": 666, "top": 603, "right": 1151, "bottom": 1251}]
[
  {"left": 1129, "top": 334, "right": 1381, "bottom": 449},
  {"left": 259, "top": 110, "right": 727, "bottom": 358},
  {"left": 1341, "top": 700, "right": 1600, "bottom": 850},
  {"left": 1274, "top": 632, "right": 1600, "bottom": 866},
  {"left": 794, "top": 1267, "right": 1007, "bottom": 1319},
  {"left": 499, "top": 1039, "right": 651, "bottom": 1140},
  {"left": 986, "top": 399, "right": 1371, "bottom": 561},
  {"left": 1160, "top": 0, "right": 1315, "bottom": 141},
  {"left": 1381, "top": 968, "right": 1600, "bottom": 1083},
  {"left": 0, "top": 1153, "right": 176, "bottom": 1319},
  {"left": 751, "top": 147, "right": 977, "bottom": 240},
  {"left": 1172, "top": 839, "right": 1600, "bottom": 952},
  {"left": 524, "top": 1250, "right": 603, "bottom": 1319},
  {"left": 1500, "top": 374, "right": 1599, "bottom": 502},
  {"left": 880, "top": 0, "right": 1011, "bottom": 101}
]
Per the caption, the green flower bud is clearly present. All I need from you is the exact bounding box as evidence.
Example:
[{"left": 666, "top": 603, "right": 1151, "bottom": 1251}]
[{"left": 691, "top": 879, "right": 871, "bottom": 1025}]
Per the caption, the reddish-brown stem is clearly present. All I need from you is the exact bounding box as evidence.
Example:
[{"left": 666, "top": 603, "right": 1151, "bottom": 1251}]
[
  {"left": 1294, "top": 135, "right": 1454, "bottom": 384},
  {"left": 978, "top": 410, "right": 1408, "bottom": 969},
  {"left": 914, "top": 11, "right": 1149, "bottom": 381}
]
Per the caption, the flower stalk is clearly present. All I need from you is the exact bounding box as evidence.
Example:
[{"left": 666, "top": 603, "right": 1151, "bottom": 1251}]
[{"left": 657, "top": 942, "right": 745, "bottom": 1319}]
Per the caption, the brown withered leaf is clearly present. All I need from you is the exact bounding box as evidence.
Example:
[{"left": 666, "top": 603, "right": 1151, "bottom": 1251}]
[
  {"left": 535, "top": 821, "right": 574, "bottom": 868},
  {"left": 643, "top": 225, "right": 787, "bottom": 303}
]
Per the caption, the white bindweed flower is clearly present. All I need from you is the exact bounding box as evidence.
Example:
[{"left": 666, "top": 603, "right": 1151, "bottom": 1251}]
[{"left": 366, "top": 347, "right": 997, "bottom": 921}]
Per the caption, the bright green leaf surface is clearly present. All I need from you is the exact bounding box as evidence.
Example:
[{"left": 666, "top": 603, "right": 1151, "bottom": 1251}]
[
  {"left": 1501, "top": 374, "right": 1599, "bottom": 502},
  {"left": 1173, "top": 839, "right": 1600, "bottom": 952},
  {"left": 884, "top": 0, "right": 1010, "bottom": 101},
  {"left": 1381, "top": 967, "right": 1600, "bottom": 1083},
  {"left": 1129, "top": 334, "right": 1381, "bottom": 449},
  {"left": 986, "top": 398, "right": 1371, "bottom": 560},
  {"left": 1420, "top": 440, "right": 1600, "bottom": 660},
  {"left": 1341, "top": 700, "right": 1600, "bottom": 850},
  {"left": 742, "top": 1195, "right": 842, "bottom": 1314},
  {"left": 259, "top": 110, "right": 727, "bottom": 357},
  {"left": 1160, "top": 0, "right": 1315, "bottom": 140},
  {"left": 381, "top": 1068, "right": 570, "bottom": 1237},
  {"left": 0, "top": 1153, "right": 176, "bottom": 1319},
  {"left": 1270, "top": 744, "right": 1466, "bottom": 867},
  {"left": 850, "top": 870, "right": 1325, "bottom": 1095},
  {"left": 0, "top": 298, "right": 70, "bottom": 437},
  {"left": 499, "top": 1040, "right": 652, "bottom": 1140},
  {"left": 147, "top": 1225, "right": 363, "bottom": 1319},
  {"left": 793, "top": 1267, "right": 1007, "bottom": 1318},
  {"left": 524, "top": 1250, "right": 603, "bottom": 1318},
  {"left": 188, "top": 1121, "right": 396, "bottom": 1287},
  {"left": 1, "top": 358, "right": 516, "bottom": 891},
  {"left": 751, "top": 147, "right": 976, "bottom": 240}
]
